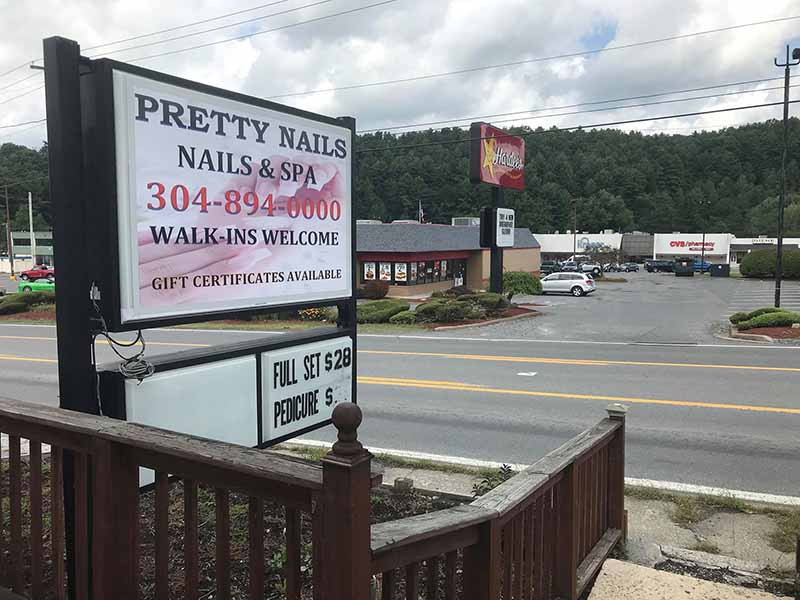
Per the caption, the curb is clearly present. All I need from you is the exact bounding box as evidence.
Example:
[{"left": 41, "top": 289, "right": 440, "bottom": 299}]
[
  {"left": 729, "top": 325, "right": 774, "bottom": 343},
  {"left": 433, "top": 311, "right": 539, "bottom": 331}
]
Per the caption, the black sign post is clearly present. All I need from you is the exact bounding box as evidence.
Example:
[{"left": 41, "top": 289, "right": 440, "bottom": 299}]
[{"left": 490, "top": 188, "right": 504, "bottom": 293}]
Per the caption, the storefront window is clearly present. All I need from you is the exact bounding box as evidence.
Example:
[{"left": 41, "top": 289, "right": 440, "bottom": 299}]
[
  {"left": 418, "top": 262, "right": 426, "bottom": 284},
  {"left": 394, "top": 262, "right": 408, "bottom": 285},
  {"left": 410, "top": 262, "right": 417, "bottom": 282},
  {"left": 363, "top": 262, "right": 376, "bottom": 282},
  {"left": 379, "top": 262, "right": 392, "bottom": 282}
]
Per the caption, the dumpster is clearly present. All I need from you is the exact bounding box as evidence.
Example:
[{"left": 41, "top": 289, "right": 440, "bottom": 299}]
[
  {"left": 710, "top": 263, "right": 731, "bottom": 277},
  {"left": 673, "top": 258, "right": 694, "bottom": 277}
]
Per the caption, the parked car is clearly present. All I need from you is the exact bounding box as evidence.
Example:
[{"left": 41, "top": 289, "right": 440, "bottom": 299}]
[
  {"left": 645, "top": 260, "right": 673, "bottom": 273},
  {"left": 692, "top": 260, "right": 711, "bottom": 272},
  {"left": 20, "top": 265, "right": 55, "bottom": 281},
  {"left": 580, "top": 262, "right": 603, "bottom": 277},
  {"left": 603, "top": 263, "right": 622, "bottom": 272},
  {"left": 540, "top": 261, "right": 560, "bottom": 275},
  {"left": 561, "top": 261, "right": 578, "bottom": 272},
  {"left": 18, "top": 279, "right": 55, "bottom": 293},
  {"left": 540, "top": 272, "right": 596, "bottom": 297},
  {"left": 673, "top": 258, "right": 695, "bottom": 277},
  {"left": 621, "top": 262, "right": 639, "bottom": 272}
]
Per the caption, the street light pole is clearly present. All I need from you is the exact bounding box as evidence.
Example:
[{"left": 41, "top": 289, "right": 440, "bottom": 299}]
[
  {"left": 4, "top": 185, "right": 13, "bottom": 278},
  {"left": 572, "top": 199, "right": 578, "bottom": 259},
  {"left": 774, "top": 45, "right": 800, "bottom": 308}
]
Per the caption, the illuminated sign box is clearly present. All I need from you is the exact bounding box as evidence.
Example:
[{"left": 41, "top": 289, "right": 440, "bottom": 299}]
[
  {"left": 469, "top": 122, "right": 525, "bottom": 191},
  {"left": 82, "top": 61, "right": 353, "bottom": 331}
]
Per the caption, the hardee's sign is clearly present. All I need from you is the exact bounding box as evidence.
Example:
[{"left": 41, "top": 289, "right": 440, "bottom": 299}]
[{"left": 470, "top": 123, "right": 525, "bottom": 191}]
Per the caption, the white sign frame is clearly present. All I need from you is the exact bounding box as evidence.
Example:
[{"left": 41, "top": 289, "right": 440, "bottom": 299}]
[{"left": 496, "top": 208, "right": 516, "bottom": 248}]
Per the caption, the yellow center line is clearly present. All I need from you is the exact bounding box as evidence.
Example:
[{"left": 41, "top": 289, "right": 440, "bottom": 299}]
[
  {"left": 360, "top": 350, "right": 800, "bottom": 373},
  {"left": 0, "top": 335, "right": 209, "bottom": 348},
  {"left": 0, "top": 354, "right": 58, "bottom": 364},
  {"left": 358, "top": 376, "right": 800, "bottom": 415}
]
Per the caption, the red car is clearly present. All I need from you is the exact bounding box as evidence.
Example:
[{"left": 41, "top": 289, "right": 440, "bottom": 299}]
[{"left": 20, "top": 265, "right": 55, "bottom": 281}]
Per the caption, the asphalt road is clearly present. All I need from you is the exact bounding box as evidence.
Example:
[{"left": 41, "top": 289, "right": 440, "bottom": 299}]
[{"left": 0, "top": 323, "right": 798, "bottom": 496}]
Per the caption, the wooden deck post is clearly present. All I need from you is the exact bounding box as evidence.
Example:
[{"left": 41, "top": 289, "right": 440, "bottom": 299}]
[
  {"left": 321, "top": 403, "right": 372, "bottom": 600},
  {"left": 553, "top": 464, "right": 579, "bottom": 600},
  {"left": 462, "top": 519, "right": 501, "bottom": 600},
  {"left": 606, "top": 404, "right": 627, "bottom": 535}
]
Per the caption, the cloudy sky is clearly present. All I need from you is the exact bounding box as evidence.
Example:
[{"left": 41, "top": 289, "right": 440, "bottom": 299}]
[{"left": 1, "top": 0, "right": 799, "bottom": 149}]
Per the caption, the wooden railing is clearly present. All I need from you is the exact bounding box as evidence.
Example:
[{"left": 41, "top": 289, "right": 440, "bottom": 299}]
[
  {"left": 0, "top": 397, "right": 624, "bottom": 600},
  {"left": 0, "top": 398, "right": 379, "bottom": 599},
  {"left": 371, "top": 404, "right": 627, "bottom": 600}
]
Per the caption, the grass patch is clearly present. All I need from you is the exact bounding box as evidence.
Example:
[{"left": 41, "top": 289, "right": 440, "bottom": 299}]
[
  {"left": 767, "top": 509, "right": 800, "bottom": 553},
  {"left": 595, "top": 277, "right": 628, "bottom": 283},
  {"left": 625, "top": 485, "right": 673, "bottom": 501},
  {"left": 672, "top": 496, "right": 703, "bottom": 526},
  {"left": 691, "top": 541, "right": 721, "bottom": 554}
]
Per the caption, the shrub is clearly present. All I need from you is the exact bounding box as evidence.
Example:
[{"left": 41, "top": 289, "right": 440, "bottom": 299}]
[
  {"left": 1, "top": 291, "right": 55, "bottom": 308},
  {"left": 503, "top": 272, "right": 542, "bottom": 296},
  {"left": 388, "top": 310, "right": 416, "bottom": 324},
  {"left": 456, "top": 292, "right": 508, "bottom": 310},
  {"left": 432, "top": 285, "right": 473, "bottom": 299},
  {"left": 413, "top": 299, "right": 447, "bottom": 322},
  {"left": 356, "top": 299, "right": 409, "bottom": 323},
  {"left": 0, "top": 302, "right": 27, "bottom": 316},
  {"left": 433, "top": 300, "right": 485, "bottom": 323},
  {"left": 357, "top": 280, "right": 389, "bottom": 299},
  {"left": 736, "top": 311, "right": 800, "bottom": 330},
  {"left": 740, "top": 248, "right": 800, "bottom": 279},
  {"left": 746, "top": 307, "right": 785, "bottom": 319},
  {"left": 298, "top": 307, "right": 336, "bottom": 321},
  {"left": 729, "top": 312, "right": 750, "bottom": 324}
]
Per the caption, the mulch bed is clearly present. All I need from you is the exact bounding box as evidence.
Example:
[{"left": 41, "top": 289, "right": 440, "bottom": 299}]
[
  {"left": 745, "top": 326, "right": 800, "bottom": 339},
  {"left": 0, "top": 308, "right": 56, "bottom": 321},
  {"left": 418, "top": 305, "right": 540, "bottom": 329}
]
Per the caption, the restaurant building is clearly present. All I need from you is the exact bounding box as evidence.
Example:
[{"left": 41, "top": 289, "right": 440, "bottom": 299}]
[{"left": 356, "top": 221, "right": 540, "bottom": 296}]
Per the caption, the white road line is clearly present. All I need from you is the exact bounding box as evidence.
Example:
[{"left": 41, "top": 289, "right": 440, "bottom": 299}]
[{"left": 288, "top": 439, "right": 800, "bottom": 507}]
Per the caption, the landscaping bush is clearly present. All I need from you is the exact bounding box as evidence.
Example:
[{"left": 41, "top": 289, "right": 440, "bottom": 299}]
[
  {"left": 298, "top": 307, "right": 337, "bottom": 321},
  {"left": 740, "top": 248, "right": 800, "bottom": 279},
  {"left": 431, "top": 285, "right": 473, "bottom": 299},
  {"left": 502, "top": 271, "right": 542, "bottom": 296},
  {"left": 413, "top": 299, "right": 447, "bottom": 322},
  {"left": 356, "top": 299, "right": 409, "bottom": 323},
  {"left": 1, "top": 291, "right": 55, "bottom": 308},
  {"left": 456, "top": 292, "right": 508, "bottom": 310},
  {"left": 357, "top": 280, "right": 389, "bottom": 299},
  {"left": 728, "top": 312, "right": 750, "bottom": 324},
  {"left": 433, "top": 300, "right": 485, "bottom": 323},
  {"left": 388, "top": 310, "right": 416, "bottom": 325},
  {"left": 736, "top": 311, "right": 800, "bottom": 330},
  {"left": 0, "top": 302, "right": 27, "bottom": 316}
]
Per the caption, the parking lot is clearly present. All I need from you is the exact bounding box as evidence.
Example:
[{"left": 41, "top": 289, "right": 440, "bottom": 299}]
[{"left": 479, "top": 271, "right": 799, "bottom": 344}]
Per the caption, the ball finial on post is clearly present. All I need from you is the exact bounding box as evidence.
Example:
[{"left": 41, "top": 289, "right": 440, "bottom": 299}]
[{"left": 331, "top": 402, "right": 363, "bottom": 456}]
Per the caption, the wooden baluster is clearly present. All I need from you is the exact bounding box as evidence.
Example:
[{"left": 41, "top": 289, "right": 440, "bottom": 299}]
[
  {"left": 444, "top": 552, "right": 457, "bottom": 600},
  {"left": 534, "top": 499, "right": 544, "bottom": 600},
  {"left": 544, "top": 490, "right": 555, "bottom": 600},
  {"left": 514, "top": 514, "right": 524, "bottom": 600},
  {"left": 502, "top": 524, "right": 512, "bottom": 600},
  {"left": 286, "top": 506, "right": 301, "bottom": 600},
  {"left": 522, "top": 506, "right": 533, "bottom": 600},
  {"left": 74, "top": 452, "right": 89, "bottom": 600},
  {"left": 184, "top": 479, "right": 199, "bottom": 600},
  {"left": 9, "top": 436, "right": 23, "bottom": 594},
  {"left": 553, "top": 465, "right": 578, "bottom": 600},
  {"left": 155, "top": 473, "right": 170, "bottom": 600},
  {"left": 0, "top": 433, "right": 6, "bottom": 587},
  {"left": 51, "top": 446, "right": 65, "bottom": 600},
  {"left": 606, "top": 405, "right": 627, "bottom": 535},
  {"left": 463, "top": 519, "right": 501, "bottom": 600},
  {"left": 91, "top": 439, "right": 139, "bottom": 600},
  {"left": 321, "top": 403, "right": 372, "bottom": 600},
  {"left": 426, "top": 556, "right": 439, "bottom": 600},
  {"left": 249, "top": 496, "right": 264, "bottom": 600},
  {"left": 216, "top": 489, "right": 231, "bottom": 600},
  {"left": 381, "top": 569, "right": 395, "bottom": 600},
  {"left": 312, "top": 498, "right": 323, "bottom": 600},
  {"left": 30, "top": 441, "right": 43, "bottom": 599},
  {"left": 405, "top": 563, "right": 418, "bottom": 600}
]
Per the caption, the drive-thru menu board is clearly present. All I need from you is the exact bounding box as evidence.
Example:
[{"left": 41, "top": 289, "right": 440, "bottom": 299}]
[
  {"left": 112, "top": 70, "right": 352, "bottom": 325},
  {"left": 262, "top": 337, "right": 353, "bottom": 440}
]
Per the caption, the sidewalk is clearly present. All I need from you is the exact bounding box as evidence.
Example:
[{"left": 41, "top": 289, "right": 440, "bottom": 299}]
[{"left": 281, "top": 442, "right": 799, "bottom": 598}]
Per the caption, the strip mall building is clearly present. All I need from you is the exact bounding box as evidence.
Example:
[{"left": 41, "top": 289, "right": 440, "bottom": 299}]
[{"left": 356, "top": 221, "right": 540, "bottom": 296}]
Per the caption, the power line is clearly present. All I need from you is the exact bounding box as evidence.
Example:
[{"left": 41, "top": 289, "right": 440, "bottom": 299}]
[
  {"left": 266, "top": 14, "right": 800, "bottom": 99},
  {"left": 356, "top": 100, "right": 798, "bottom": 154},
  {"left": 379, "top": 83, "right": 797, "bottom": 136},
  {"left": 0, "top": 118, "right": 47, "bottom": 130},
  {"left": 125, "top": 0, "right": 401, "bottom": 63},
  {"left": 0, "top": 85, "right": 44, "bottom": 106},
  {"left": 0, "top": 121, "right": 47, "bottom": 142},
  {"left": 0, "top": 72, "right": 41, "bottom": 94},
  {"left": 358, "top": 76, "right": 790, "bottom": 133},
  {"left": 0, "top": 61, "right": 36, "bottom": 80},
  {"left": 86, "top": 0, "right": 336, "bottom": 58},
  {"left": 83, "top": 0, "right": 292, "bottom": 51}
]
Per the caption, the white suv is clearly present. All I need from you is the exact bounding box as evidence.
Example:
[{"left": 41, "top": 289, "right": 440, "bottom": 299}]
[{"left": 541, "top": 272, "right": 596, "bottom": 297}]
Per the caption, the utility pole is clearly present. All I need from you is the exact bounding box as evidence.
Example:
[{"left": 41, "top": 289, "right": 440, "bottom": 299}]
[
  {"left": 28, "top": 192, "right": 36, "bottom": 266},
  {"left": 572, "top": 199, "right": 578, "bottom": 259},
  {"left": 774, "top": 45, "right": 800, "bottom": 307},
  {"left": 4, "top": 185, "right": 13, "bottom": 277}
]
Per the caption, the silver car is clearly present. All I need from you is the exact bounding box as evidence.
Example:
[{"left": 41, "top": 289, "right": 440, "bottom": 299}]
[{"left": 541, "top": 272, "right": 596, "bottom": 297}]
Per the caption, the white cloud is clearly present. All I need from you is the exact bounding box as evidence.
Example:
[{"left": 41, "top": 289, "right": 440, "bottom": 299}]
[{"left": 1, "top": 0, "right": 799, "bottom": 148}]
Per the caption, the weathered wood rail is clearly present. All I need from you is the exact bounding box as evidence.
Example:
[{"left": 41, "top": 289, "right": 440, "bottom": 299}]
[
  {"left": 371, "top": 404, "right": 627, "bottom": 600},
  {"left": 0, "top": 398, "right": 625, "bottom": 599}
]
